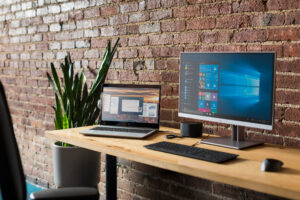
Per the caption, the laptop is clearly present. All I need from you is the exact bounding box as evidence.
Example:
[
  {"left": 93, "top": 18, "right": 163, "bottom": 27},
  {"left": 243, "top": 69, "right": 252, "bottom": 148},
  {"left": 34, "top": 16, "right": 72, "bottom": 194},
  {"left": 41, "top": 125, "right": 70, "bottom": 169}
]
[{"left": 80, "top": 84, "right": 161, "bottom": 138}]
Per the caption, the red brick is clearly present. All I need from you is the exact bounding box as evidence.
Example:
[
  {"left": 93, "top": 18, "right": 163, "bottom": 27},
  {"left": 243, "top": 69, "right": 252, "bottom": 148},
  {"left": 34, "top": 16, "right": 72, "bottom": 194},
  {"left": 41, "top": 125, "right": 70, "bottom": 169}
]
[
  {"left": 285, "top": 12, "right": 300, "bottom": 25},
  {"left": 251, "top": 13, "right": 285, "bottom": 27},
  {"left": 276, "top": 75, "right": 300, "bottom": 89},
  {"left": 276, "top": 90, "right": 300, "bottom": 105},
  {"left": 161, "top": 71, "right": 179, "bottom": 82},
  {"left": 84, "top": 8, "right": 100, "bottom": 19},
  {"left": 232, "top": 0, "right": 265, "bottom": 12},
  {"left": 150, "top": 9, "right": 172, "bottom": 20},
  {"left": 161, "top": 0, "right": 185, "bottom": 8},
  {"left": 214, "top": 45, "right": 245, "bottom": 52},
  {"left": 155, "top": 60, "right": 166, "bottom": 70},
  {"left": 284, "top": 138, "right": 300, "bottom": 148},
  {"left": 174, "top": 32, "right": 199, "bottom": 44},
  {"left": 126, "top": 25, "right": 139, "bottom": 34},
  {"left": 129, "top": 12, "right": 149, "bottom": 23},
  {"left": 106, "top": 70, "right": 119, "bottom": 80},
  {"left": 174, "top": 6, "right": 200, "bottom": 18},
  {"left": 216, "top": 15, "right": 249, "bottom": 29},
  {"left": 160, "top": 109, "right": 172, "bottom": 120},
  {"left": 202, "top": 31, "right": 231, "bottom": 44},
  {"left": 128, "top": 36, "right": 148, "bottom": 46},
  {"left": 161, "top": 97, "right": 178, "bottom": 109},
  {"left": 149, "top": 34, "right": 173, "bottom": 45},
  {"left": 283, "top": 43, "right": 300, "bottom": 57},
  {"left": 160, "top": 47, "right": 183, "bottom": 57},
  {"left": 161, "top": 20, "right": 185, "bottom": 32},
  {"left": 277, "top": 60, "right": 300, "bottom": 73},
  {"left": 268, "top": 28, "right": 300, "bottom": 41},
  {"left": 202, "top": 2, "right": 231, "bottom": 16},
  {"left": 119, "top": 71, "right": 137, "bottom": 81},
  {"left": 246, "top": 132, "right": 283, "bottom": 145},
  {"left": 101, "top": 5, "right": 119, "bottom": 16},
  {"left": 118, "top": 49, "right": 138, "bottom": 58},
  {"left": 213, "top": 183, "right": 244, "bottom": 199},
  {"left": 110, "top": 15, "right": 128, "bottom": 25},
  {"left": 261, "top": 45, "right": 283, "bottom": 58},
  {"left": 166, "top": 59, "right": 179, "bottom": 71},
  {"left": 233, "top": 29, "right": 266, "bottom": 42},
  {"left": 284, "top": 108, "right": 300, "bottom": 122},
  {"left": 267, "top": 0, "right": 300, "bottom": 10},
  {"left": 187, "top": 18, "right": 215, "bottom": 30},
  {"left": 275, "top": 122, "right": 300, "bottom": 137},
  {"left": 91, "top": 38, "right": 107, "bottom": 48},
  {"left": 138, "top": 72, "right": 161, "bottom": 82},
  {"left": 138, "top": 47, "right": 161, "bottom": 58},
  {"left": 146, "top": 0, "right": 160, "bottom": 10}
]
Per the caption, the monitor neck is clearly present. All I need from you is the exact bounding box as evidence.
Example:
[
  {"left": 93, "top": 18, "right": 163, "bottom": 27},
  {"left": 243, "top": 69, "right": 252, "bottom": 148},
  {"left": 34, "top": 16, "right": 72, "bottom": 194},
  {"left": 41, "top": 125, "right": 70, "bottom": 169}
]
[{"left": 231, "top": 125, "right": 245, "bottom": 142}]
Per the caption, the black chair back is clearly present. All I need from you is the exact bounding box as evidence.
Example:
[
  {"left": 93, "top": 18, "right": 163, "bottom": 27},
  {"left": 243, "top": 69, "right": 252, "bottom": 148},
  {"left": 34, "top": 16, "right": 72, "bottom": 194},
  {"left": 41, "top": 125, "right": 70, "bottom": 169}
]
[{"left": 0, "top": 81, "right": 27, "bottom": 200}]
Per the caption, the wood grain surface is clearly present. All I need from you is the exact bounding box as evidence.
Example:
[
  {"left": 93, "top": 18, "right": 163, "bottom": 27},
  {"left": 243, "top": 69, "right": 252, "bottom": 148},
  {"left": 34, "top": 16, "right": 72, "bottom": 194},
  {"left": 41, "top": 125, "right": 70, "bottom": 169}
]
[{"left": 46, "top": 126, "right": 300, "bottom": 199}]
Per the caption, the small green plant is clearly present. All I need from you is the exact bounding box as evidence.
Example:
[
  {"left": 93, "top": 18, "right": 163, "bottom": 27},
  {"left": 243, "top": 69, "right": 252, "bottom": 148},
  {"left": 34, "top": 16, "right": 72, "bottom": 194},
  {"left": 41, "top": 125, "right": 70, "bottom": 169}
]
[{"left": 47, "top": 38, "right": 119, "bottom": 146}]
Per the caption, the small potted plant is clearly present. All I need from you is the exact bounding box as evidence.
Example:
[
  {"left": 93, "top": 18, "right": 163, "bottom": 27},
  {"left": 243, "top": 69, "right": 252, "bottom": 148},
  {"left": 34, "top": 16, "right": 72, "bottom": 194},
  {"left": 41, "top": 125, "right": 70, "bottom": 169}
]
[{"left": 47, "top": 39, "right": 119, "bottom": 187}]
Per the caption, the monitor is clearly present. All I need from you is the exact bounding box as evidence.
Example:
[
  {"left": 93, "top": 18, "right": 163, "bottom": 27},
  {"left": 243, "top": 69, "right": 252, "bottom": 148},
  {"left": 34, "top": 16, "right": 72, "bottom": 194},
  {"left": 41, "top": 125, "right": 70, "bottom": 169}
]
[{"left": 179, "top": 52, "right": 275, "bottom": 149}]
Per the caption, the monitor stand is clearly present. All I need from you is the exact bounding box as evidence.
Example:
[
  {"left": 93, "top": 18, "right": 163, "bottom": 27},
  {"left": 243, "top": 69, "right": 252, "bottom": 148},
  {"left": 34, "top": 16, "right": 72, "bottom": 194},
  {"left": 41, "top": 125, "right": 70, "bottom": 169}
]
[{"left": 201, "top": 125, "right": 264, "bottom": 150}]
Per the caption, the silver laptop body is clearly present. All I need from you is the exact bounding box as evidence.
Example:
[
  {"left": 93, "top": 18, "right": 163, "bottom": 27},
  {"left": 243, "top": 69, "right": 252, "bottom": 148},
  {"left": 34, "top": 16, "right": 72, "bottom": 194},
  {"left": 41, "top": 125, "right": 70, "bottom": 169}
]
[{"left": 80, "top": 84, "right": 161, "bottom": 139}]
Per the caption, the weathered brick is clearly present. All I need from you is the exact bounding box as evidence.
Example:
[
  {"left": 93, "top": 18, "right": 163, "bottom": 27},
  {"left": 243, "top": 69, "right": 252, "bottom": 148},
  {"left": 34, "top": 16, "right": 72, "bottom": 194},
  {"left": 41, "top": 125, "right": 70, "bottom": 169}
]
[
  {"left": 146, "top": 0, "right": 160, "bottom": 10},
  {"left": 129, "top": 12, "right": 149, "bottom": 23},
  {"left": 139, "top": 72, "right": 161, "bottom": 82},
  {"left": 139, "top": 23, "right": 160, "bottom": 34},
  {"left": 233, "top": 29, "right": 266, "bottom": 42},
  {"left": 75, "top": 40, "right": 90, "bottom": 48},
  {"left": 110, "top": 15, "right": 128, "bottom": 25},
  {"left": 202, "top": 31, "right": 231, "bottom": 43},
  {"left": 150, "top": 9, "right": 172, "bottom": 20},
  {"left": 84, "top": 8, "right": 100, "bottom": 18},
  {"left": 216, "top": 15, "right": 248, "bottom": 29},
  {"left": 49, "top": 23, "right": 61, "bottom": 32},
  {"left": 161, "top": 20, "right": 185, "bottom": 32},
  {"left": 118, "top": 49, "right": 138, "bottom": 58},
  {"left": 149, "top": 34, "right": 173, "bottom": 45},
  {"left": 251, "top": 13, "right": 285, "bottom": 27},
  {"left": 232, "top": 0, "right": 265, "bottom": 12},
  {"left": 101, "top": 5, "right": 119, "bottom": 16},
  {"left": 62, "top": 21, "right": 76, "bottom": 30},
  {"left": 61, "top": 2, "right": 74, "bottom": 12},
  {"left": 128, "top": 36, "right": 148, "bottom": 46},
  {"left": 74, "top": 0, "right": 89, "bottom": 10},
  {"left": 267, "top": 0, "right": 300, "bottom": 10},
  {"left": 202, "top": 2, "right": 231, "bottom": 16},
  {"left": 48, "top": 5, "right": 60, "bottom": 14},
  {"left": 187, "top": 18, "right": 215, "bottom": 30},
  {"left": 285, "top": 12, "right": 300, "bottom": 25},
  {"left": 174, "top": 32, "right": 199, "bottom": 44},
  {"left": 49, "top": 42, "right": 61, "bottom": 50},
  {"left": 268, "top": 28, "right": 300, "bottom": 41},
  {"left": 120, "top": 2, "right": 138, "bottom": 13},
  {"left": 61, "top": 41, "right": 74, "bottom": 49},
  {"left": 84, "top": 29, "right": 99, "bottom": 37},
  {"left": 174, "top": 6, "right": 200, "bottom": 18},
  {"left": 283, "top": 43, "right": 300, "bottom": 57},
  {"left": 84, "top": 49, "right": 99, "bottom": 59},
  {"left": 161, "top": 0, "right": 185, "bottom": 8},
  {"left": 119, "top": 71, "right": 137, "bottom": 81}
]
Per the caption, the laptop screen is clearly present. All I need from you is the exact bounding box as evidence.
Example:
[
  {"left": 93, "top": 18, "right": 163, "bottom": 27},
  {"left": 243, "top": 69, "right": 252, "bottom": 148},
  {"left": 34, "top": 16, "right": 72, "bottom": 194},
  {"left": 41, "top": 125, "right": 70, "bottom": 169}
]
[{"left": 100, "top": 84, "right": 161, "bottom": 128}]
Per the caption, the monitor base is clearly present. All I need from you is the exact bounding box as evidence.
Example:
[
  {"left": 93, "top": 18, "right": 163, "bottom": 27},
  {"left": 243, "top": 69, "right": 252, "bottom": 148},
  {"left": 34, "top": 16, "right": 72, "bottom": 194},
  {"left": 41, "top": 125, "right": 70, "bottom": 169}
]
[{"left": 201, "top": 137, "right": 264, "bottom": 150}]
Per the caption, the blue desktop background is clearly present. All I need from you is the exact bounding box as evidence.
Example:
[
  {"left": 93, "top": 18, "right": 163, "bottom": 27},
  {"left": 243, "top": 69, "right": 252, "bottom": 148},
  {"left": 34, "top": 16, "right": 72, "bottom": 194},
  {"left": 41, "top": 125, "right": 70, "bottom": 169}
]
[
  {"left": 217, "top": 53, "right": 274, "bottom": 121},
  {"left": 180, "top": 53, "right": 274, "bottom": 124}
]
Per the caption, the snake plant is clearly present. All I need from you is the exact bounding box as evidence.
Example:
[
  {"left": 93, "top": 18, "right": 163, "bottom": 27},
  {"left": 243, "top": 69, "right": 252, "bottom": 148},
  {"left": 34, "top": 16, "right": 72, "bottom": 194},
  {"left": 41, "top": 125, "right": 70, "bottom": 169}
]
[{"left": 47, "top": 38, "right": 119, "bottom": 146}]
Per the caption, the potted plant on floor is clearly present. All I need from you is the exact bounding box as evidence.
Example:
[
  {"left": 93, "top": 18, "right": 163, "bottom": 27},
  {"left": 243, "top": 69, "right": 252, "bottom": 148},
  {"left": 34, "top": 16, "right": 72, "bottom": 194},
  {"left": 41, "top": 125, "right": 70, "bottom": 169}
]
[{"left": 47, "top": 38, "right": 119, "bottom": 187}]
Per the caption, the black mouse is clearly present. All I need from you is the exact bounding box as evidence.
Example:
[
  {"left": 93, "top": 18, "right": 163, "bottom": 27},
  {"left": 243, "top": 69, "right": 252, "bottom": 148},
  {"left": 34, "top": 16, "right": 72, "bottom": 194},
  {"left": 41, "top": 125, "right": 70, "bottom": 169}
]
[{"left": 260, "top": 158, "right": 284, "bottom": 172}]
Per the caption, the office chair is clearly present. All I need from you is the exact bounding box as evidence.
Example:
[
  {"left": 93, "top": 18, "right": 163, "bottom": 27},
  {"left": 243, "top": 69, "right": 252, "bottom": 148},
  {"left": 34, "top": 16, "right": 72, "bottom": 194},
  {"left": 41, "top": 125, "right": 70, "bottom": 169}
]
[{"left": 0, "top": 81, "right": 99, "bottom": 200}]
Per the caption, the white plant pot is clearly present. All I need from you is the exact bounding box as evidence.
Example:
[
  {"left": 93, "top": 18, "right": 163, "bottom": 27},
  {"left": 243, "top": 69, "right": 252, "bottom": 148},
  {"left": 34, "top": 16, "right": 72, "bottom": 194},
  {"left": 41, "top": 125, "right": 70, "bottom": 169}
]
[{"left": 52, "top": 141, "right": 100, "bottom": 188}]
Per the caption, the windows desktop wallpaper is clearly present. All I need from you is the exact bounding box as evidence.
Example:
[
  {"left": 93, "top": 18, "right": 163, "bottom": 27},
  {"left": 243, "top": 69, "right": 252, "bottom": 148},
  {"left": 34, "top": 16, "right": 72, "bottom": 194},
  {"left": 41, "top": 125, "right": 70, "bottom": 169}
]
[{"left": 180, "top": 53, "right": 275, "bottom": 125}]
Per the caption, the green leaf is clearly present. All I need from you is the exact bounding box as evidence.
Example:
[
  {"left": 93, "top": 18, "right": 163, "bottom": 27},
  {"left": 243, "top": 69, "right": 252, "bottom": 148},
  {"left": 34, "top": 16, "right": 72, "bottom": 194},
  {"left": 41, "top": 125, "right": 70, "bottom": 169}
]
[
  {"left": 55, "top": 94, "right": 63, "bottom": 130},
  {"left": 63, "top": 113, "right": 69, "bottom": 129}
]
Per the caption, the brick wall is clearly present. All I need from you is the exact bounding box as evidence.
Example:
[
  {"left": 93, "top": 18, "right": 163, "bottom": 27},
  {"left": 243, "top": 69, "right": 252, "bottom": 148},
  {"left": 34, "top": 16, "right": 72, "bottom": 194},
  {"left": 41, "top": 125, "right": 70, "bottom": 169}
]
[{"left": 0, "top": 0, "right": 299, "bottom": 199}]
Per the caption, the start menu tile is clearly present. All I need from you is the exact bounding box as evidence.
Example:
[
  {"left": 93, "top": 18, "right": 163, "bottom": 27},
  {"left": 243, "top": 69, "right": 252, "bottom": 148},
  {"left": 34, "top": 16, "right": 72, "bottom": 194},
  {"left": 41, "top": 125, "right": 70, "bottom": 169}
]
[{"left": 198, "top": 64, "right": 219, "bottom": 114}]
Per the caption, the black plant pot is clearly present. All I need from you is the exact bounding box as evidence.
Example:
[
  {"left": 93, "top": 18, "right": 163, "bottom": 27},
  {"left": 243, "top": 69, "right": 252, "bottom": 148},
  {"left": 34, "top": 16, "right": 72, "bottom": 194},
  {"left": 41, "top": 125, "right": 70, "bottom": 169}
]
[{"left": 52, "top": 141, "right": 100, "bottom": 188}]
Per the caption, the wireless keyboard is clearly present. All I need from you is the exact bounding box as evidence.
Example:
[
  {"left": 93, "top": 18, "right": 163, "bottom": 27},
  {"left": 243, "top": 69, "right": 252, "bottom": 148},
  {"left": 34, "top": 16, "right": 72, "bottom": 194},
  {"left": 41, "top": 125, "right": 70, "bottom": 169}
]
[{"left": 144, "top": 141, "right": 238, "bottom": 163}]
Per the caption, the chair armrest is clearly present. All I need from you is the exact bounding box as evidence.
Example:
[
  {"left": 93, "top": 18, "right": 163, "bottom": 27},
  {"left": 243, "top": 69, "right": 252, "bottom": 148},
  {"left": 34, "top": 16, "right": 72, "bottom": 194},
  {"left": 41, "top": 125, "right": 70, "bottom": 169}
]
[{"left": 30, "top": 187, "right": 99, "bottom": 200}]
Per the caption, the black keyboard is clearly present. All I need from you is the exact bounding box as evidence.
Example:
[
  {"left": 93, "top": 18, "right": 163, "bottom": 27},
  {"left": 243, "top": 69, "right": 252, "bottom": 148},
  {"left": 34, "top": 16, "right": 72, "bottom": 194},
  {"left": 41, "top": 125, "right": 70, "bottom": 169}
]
[
  {"left": 91, "top": 126, "right": 152, "bottom": 134},
  {"left": 144, "top": 141, "right": 238, "bottom": 163}
]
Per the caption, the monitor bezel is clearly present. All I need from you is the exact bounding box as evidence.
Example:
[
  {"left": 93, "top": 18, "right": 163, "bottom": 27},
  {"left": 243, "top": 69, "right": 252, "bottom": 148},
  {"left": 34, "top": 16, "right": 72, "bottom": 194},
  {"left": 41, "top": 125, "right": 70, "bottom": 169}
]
[
  {"left": 178, "top": 52, "right": 276, "bottom": 130},
  {"left": 100, "top": 84, "right": 161, "bottom": 129}
]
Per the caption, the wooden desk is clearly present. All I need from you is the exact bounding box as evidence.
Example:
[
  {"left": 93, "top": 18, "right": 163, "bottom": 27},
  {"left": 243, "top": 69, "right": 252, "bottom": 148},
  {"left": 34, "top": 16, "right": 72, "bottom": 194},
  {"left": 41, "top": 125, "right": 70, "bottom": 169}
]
[{"left": 46, "top": 126, "right": 300, "bottom": 199}]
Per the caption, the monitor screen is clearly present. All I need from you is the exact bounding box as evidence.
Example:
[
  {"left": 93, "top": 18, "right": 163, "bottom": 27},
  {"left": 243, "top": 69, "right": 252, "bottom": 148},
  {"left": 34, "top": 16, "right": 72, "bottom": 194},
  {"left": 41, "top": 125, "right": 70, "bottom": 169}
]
[
  {"left": 179, "top": 52, "right": 275, "bottom": 130},
  {"left": 101, "top": 85, "right": 160, "bottom": 125}
]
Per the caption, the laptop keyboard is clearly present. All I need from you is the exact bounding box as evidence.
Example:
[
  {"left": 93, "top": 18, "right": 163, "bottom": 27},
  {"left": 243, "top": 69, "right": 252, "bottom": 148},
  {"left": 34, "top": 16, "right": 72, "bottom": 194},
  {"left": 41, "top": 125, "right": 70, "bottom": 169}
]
[{"left": 91, "top": 126, "right": 152, "bottom": 134}]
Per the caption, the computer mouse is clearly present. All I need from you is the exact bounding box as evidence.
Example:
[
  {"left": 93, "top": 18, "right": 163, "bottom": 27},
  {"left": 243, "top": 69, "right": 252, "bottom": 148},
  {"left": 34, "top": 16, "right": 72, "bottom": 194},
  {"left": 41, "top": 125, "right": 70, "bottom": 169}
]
[{"left": 260, "top": 158, "right": 283, "bottom": 172}]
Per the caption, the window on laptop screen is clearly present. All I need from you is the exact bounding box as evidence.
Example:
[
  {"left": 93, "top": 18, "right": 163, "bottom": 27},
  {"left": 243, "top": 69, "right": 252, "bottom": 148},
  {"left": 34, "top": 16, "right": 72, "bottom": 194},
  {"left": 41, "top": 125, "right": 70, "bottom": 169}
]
[{"left": 101, "top": 86, "right": 160, "bottom": 124}]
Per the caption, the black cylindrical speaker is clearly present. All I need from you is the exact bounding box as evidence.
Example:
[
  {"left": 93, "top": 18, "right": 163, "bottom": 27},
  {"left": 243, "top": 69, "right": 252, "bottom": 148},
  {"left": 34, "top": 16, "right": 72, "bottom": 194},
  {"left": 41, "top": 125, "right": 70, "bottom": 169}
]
[{"left": 180, "top": 122, "right": 202, "bottom": 138}]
